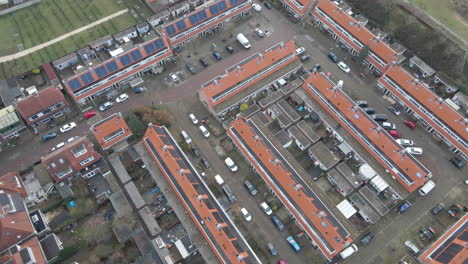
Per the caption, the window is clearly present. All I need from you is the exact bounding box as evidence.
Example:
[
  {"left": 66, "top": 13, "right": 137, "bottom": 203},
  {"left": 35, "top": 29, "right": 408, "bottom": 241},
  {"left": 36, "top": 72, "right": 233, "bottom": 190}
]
[
  {"left": 72, "top": 145, "right": 87, "bottom": 158},
  {"left": 56, "top": 168, "right": 73, "bottom": 178},
  {"left": 80, "top": 156, "right": 95, "bottom": 166}
]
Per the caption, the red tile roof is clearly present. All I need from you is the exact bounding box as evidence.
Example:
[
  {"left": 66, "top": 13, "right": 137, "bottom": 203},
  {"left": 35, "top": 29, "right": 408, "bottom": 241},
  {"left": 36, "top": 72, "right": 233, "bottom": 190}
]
[
  {"left": 42, "top": 137, "right": 100, "bottom": 182},
  {"left": 283, "top": 0, "right": 315, "bottom": 16},
  {"left": 228, "top": 117, "right": 352, "bottom": 260},
  {"left": 91, "top": 113, "right": 132, "bottom": 150},
  {"left": 0, "top": 193, "right": 34, "bottom": 252},
  {"left": 199, "top": 41, "right": 298, "bottom": 108},
  {"left": 0, "top": 172, "right": 27, "bottom": 198},
  {"left": 0, "top": 237, "right": 47, "bottom": 264},
  {"left": 419, "top": 214, "right": 468, "bottom": 264},
  {"left": 15, "top": 86, "right": 68, "bottom": 126},
  {"left": 142, "top": 125, "right": 260, "bottom": 264},
  {"left": 313, "top": 0, "right": 398, "bottom": 71},
  {"left": 303, "top": 72, "right": 431, "bottom": 192},
  {"left": 379, "top": 65, "right": 468, "bottom": 157}
]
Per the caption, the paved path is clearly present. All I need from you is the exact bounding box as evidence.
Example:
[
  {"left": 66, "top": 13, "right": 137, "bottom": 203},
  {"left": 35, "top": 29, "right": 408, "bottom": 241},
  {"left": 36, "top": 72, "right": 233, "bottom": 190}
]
[{"left": 0, "top": 9, "right": 129, "bottom": 63}]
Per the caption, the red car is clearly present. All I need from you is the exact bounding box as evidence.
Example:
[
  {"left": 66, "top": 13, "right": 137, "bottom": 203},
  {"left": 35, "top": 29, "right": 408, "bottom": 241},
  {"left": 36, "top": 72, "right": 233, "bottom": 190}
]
[
  {"left": 278, "top": 260, "right": 287, "bottom": 264},
  {"left": 84, "top": 110, "right": 97, "bottom": 119},
  {"left": 389, "top": 130, "right": 401, "bottom": 138},
  {"left": 404, "top": 120, "right": 416, "bottom": 129}
]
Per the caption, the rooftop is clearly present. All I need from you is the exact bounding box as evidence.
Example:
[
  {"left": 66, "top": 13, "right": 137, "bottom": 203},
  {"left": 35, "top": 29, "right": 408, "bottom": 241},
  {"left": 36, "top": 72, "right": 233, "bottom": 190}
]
[
  {"left": 283, "top": 0, "right": 315, "bottom": 16},
  {"left": 0, "top": 237, "right": 47, "bottom": 264},
  {"left": 0, "top": 78, "right": 22, "bottom": 107},
  {"left": 0, "top": 172, "right": 27, "bottom": 198},
  {"left": 303, "top": 71, "right": 431, "bottom": 193},
  {"left": 15, "top": 86, "right": 67, "bottom": 124},
  {"left": 419, "top": 214, "right": 468, "bottom": 264},
  {"left": 277, "top": 99, "right": 301, "bottom": 122},
  {"left": 142, "top": 125, "right": 260, "bottom": 264},
  {"left": 296, "top": 120, "right": 320, "bottom": 143},
  {"left": 308, "top": 141, "right": 340, "bottom": 170},
  {"left": 228, "top": 117, "right": 352, "bottom": 260},
  {"left": 288, "top": 125, "right": 311, "bottom": 149},
  {"left": 91, "top": 112, "right": 132, "bottom": 150},
  {"left": 0, "top": 106, "right": 24, "bottom": 132},
  {"left": 409, "top": 56, "right": 436, "bottom": 76},
  {"left": 380, "top": 65, "right": 468, "bottom": 157}
]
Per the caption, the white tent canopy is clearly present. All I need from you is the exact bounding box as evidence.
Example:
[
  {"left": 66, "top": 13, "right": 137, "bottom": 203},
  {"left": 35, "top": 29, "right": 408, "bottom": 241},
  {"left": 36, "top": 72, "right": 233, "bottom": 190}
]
[{"left": 337, "top": 199, "right": 357, "bottom": 219}]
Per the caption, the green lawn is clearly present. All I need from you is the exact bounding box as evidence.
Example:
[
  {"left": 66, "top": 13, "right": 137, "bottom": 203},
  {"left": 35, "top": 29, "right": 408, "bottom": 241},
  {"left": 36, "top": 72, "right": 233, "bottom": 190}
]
[
  {"left": 409, "top": 0, "right": 468, "bottom": 44},
  {"left": 0, "top": 0, "right": 152, "bottom": 79}
]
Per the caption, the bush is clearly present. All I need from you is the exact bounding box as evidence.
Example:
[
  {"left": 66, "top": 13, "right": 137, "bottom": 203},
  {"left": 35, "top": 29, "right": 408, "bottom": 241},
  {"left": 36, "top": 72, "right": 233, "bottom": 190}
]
[
  {"left": 125, "top": 111, "right": 145, "bottom": 137},
  {"left": 240, "top": 103, "right": 249, "bottom": 112},
  {"left": 133, "top": 106, "right": 172, "bottom": 127}
]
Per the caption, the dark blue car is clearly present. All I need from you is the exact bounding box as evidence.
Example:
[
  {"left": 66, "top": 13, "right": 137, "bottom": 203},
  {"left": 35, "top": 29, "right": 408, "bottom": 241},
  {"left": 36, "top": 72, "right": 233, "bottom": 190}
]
[
  {"left": 398, "top": 201, "right": 412, "bottom": 214},
  {"left": 328, "top": 52, "right": 339, "bottom": 63},
  {"left": 42, "top": 132, "right": 57, "bottom": 142},
  {"left": 212, "top": 51, "right": 222, "bottom": 61}
]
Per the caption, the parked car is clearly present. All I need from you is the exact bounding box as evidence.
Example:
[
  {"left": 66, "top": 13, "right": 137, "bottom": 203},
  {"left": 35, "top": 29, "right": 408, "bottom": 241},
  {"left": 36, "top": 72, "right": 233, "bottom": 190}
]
[
  {"left": 42, "top": 132, "right": 57, "bottom": 142},
  {"left": 398, "top": 201, "right": 412, "bottom": 214},
  {"left": 260, "top": 202, "right": 272, "bottom": 215},
  {"left": 51, "top": 142, "right": 65, "bottom": 152},
  {"left": 60, "top": 122, "right": 76, "bottom": 133},
  {"left": 363, "top": 108, "right": 375, "bottom": 115},
  {"left": 371, "top": 114, "right": 388, "bottom": 122},
  {"left": 382, "top": 122, "right": 396, "bottom": 130},
  {"left": 214, "top": 174, "right": 224, "bottom": 185},
  {"left": 404, "top": 240, "right": 420, "bottom": 255},
  {"left": 199, "top": 57, "right": 209, "bottom": 67},
  {"left": 388, "top": 105, "right": 401, "bottom": 116},
  {"left": 169, "top": 73, "right": 180, "bottom": 82},
  {"left": 244, "top": 180, "right": 257, "bottom": 195},
  {"left": 189, "top": 113, "right": 199, "bottom": 124},
  {"left": 328, "top": 52, "right": 339, "bottom": 63},
  {"left": 225, "top": 45, "right": 234, "bottom": 54},
  {"left": 337, "top": 62, "right": 350, "bottom": 73},
  {"left": 222, "top": 184, "right": 237, "bottom": 203},
  {"left": 67, "top": 136, "right": 77, "bottom": 143},
  {"left": 252, "top": 3, "right": 262, "bottom": 11},
  {"left": 271, "top": 216, "right": 284, "bottom": 230},
  {"left": 389, "top": 130, "right": 401, "bottom": 138},
  {"left": 286, "top": 236, "right": 301, "bottom": 252},
  {"left": 450, "top": 157, "right": 464, "bottom": 168},
  {"left": 404, "top": 119, "right": 416, "bottom": 129},
  {"left": 396, "top": 139, "right": 414, "bottom": 147},
  {"left": 360, "top": 232, "right": 375, "bottom": 246},
  {"left": 186, "top": 63, "right": 197, "bottom": 74},
  {"left": 190, "top": 146, "right": 201, "bottom": 157},
  {"left": 181, "top": 130, "right": 192, "bottom": 144},
  {"left": 199, "top": 125, "right": 210, "bottom": 138},
  {"left": 406, "top": 147, "right": 423, "bottom": 155},
  {"left": 310, "top": 63, "right": 321, "bottom": 72},
  {"left": 116, "top": 93, "right": 129, "bottom": 103},
  {"left": 340, "top": 244, "right": 358, "bottom": 259},
  {"left": 295, "top": 47, "right": 305, "bottom": 55},
  {"left": 225, "top": 157, "right": 238, "bottom": 172},
  {"left": 264, "top": 1, "right": 273, "bottom": 9},
  {"left": 299, "top": 54, "right": 310, "bottom": 62},
  {"left": 431, "top": 203, "right": 445, "bottom": 215},
  {"left": 255, "top": 28, "right": 265, "bottom": 37},
  {"left": 267, "top": 243, "right": 278, "bottom": 256},
  {"left": 84, "top": 110, "right": 97, "bottom": 119},
  {"left": 135, "top": 87, "right": 145, "bottom": 94},
  {"left": 240, "top": 208, "right": 252, "bottom": 222},
  {"left": 418, "top": 180, "right": 435, "bottom": 196},
  {"left": 356, "top": 100, "right": 368, "bottom": 107},
  {"left": 99, "top": 101, "right": 113, "bottom": 112},
  {"left": 200, "top": 157, "right": 211, "bottom": 168},
  {"left": 212, "top": 51, "right": 222, "bottom": 60}
]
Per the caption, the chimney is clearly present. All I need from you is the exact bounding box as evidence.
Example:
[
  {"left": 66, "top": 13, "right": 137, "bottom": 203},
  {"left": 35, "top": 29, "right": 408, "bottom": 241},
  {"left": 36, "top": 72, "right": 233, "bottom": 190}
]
[
  {"left": 237, "top": 253, "right": 245, "bottom": 261},
  {"left": 179, "top": 169, "right": 184, "bottom": 175},
  {"left": 163, "top": 145, "right": 168, "bottom": 151},
  {"left": 216, "top": 223, "right": 222, "bottom": 230},
  {"left": 436, "top": 98, "right": 443, "bottom": 104},
  {"left": 254, "top": 135, "right": 259, "bottom": 141},
  {"left": 352, "top": 105, "right": 359, "bottom": 112},
  {"left": 273, "top": 159, "right": 280, "bottom": 165},
  {"left": 462, "top": 119, "right": 468, "bottom": 125},
  {"left": 294, "top": 184, "right": 302, "bottom": 191},
  {"left": 375, "top": 126, "right": 382, "bottom": 133},
  {"left": 197, "top": 195, "right": 203, "bottom": 202}
]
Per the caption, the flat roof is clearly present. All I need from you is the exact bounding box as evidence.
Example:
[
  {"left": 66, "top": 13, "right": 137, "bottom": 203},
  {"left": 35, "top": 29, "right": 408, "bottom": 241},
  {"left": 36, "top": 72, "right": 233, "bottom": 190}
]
[
  {"left": 200, "top": 41, "right": 299, "bottom": 110},
  {"left": 419, "top": 214, "right": 468, "bottom": 264},
  {"left": 288, "top": 125, "right": 311, "bottom": 149},
  {"left": 258, "top": 91, "right": 282, "bottom": 109},
  {"left": 277, "top": 99, "right": 301, "bottom": 122},
  {"left": 91, "top": 112, "right": 132, "bottom": 150},
  {"left": 279, "top": 78, "right": 303, "bottom": 96},
  {"left": 142, "top": 125, "right": 260, "bottom": 264},
  {"left": 380, "top": 65, "right": 467, "bottom": 157},
  {"left": 303, "top": 72, "right": 431, "bottom": 193},
  {"left": 348, "top": 193, "right": 380, "bottom": 224},
  {"left": 358, "top": 186, "right": 389, "bottom": 216},
  {"left": 268, "top": 104, "right": 292, "bottom": 128},
  {"left": 296, "top": 120, "right": 321, "bottom": 143},
  {"left": 409, "top": 56, "right": 435, "bottom": 75},
  {"left": 327, "top": 168, "right": 353, "bottom": 196},
  {"left": 0, "top": 105, "right": 22, "bottom": 130},
  {"left": 336, "top": 162, "right": 362, "bottom": 188},
  {"left": 228, "top": 117, "right": 352, "bottom": 260},
  {"left": 308, "top": 142, "right": 340, "bottom": 170}
]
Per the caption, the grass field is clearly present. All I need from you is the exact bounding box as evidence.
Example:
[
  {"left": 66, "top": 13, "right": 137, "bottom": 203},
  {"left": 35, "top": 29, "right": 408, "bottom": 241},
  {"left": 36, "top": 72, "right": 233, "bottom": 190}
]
[
  {"left": 409, "top": 0, "right": 468, "bottom": 43},
  {"left": 0, "top": 0, "right": 152, "bottom": 79}
]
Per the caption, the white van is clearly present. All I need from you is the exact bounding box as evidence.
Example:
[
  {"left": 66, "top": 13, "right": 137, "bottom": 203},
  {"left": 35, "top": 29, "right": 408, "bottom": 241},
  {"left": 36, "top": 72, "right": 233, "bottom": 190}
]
[
  {"left": 214, "top": 174, "right": 224, "bottom": 185},
  {"left": 237, "top": 33, "right": 251, "bottom": 49},
  {"left": 340, "top": 244, "right": 358, "bottom": 259},
  {"left": 181, "top": 130, "right": 192, "bottom": 144},
  {"left": 418, "top": 180, "right": 435, "bottom": 196}
]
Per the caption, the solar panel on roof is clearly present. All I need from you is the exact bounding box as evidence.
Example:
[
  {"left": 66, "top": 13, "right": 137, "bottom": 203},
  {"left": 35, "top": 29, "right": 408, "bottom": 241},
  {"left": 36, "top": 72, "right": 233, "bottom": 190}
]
[
  {"left": 119, "top": 54, "right": 132, "bottom": 67},
  {"left": 106, "top": 61, "right": 118, "bottom": 72},
  {"left": 189, "top": 13, "right": 199, "bottom": 25},
  {"left": 175, "top": 20, "right": 187, "bottom": 31},
  {"left": 130, "top": 49, "right": 142, "bottom": 61},
  {"left": 229, "top": 0, "right": 244, "bottom": 5},
  {"left": 68, "top": 79, "right": 82, "bottom": 91},
  {"left": 95, "top": 66, "right": 108, "bottom": 78},
  {"left": 198, "top": 10, "right": 208, "bottom": 20},
  {"left": 81, "top": 72, "right": 95, "bottom": 85},
  {"left": 165, "top": 25, "right": 176, "bottom": 36},
  {"left": 218, "top": 1, "right": 227, "bottom": 11},
  {"left": 144, "top": 43, "right": 156, "bottom": 54},
  {"left": 154, "top": 38, "right": 165, "bottom": 50}
]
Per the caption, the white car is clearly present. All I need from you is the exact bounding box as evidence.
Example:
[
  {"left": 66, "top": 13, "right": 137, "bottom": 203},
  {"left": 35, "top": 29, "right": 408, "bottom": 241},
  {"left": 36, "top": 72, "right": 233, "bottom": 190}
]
[
  {"left": 99, "top": 101, "right": 113, "bottom": 112},
  {"left": 396, "top": 139, "right": 414, "bottom": 147},
  {"left": 240, "top": 208, "right": 252, "bottom": 222},
  {"left": 67, "top": 136, "right": 77, "bottom": 143},
  {"left": 295, "top": 47, "right": 305, "bottom": 55},
  {"left": 199, "top": 125, "right": 210, "bottom": 138},
  {"left": 382, "top": 122, "right": 396, "bottom": 130},
  {"left": 337, "top": 62, "right": 350, "bottom": 73},
  {"left": 254, "top": 28, "right": 265, "bottom": 38},
  {"left": 252, "top": 3, "right": 262, "bottom": 12},
  {"left": 224, "top": 157, "right": 238, "bottom": 172},
  {"left": 189, "top": 113, "right": 199, "bottom": 125},
  {"left": 169, "top": 73, "right": 179, "bottom": 82},
  {"left": 406, "top": 147, "right": 423, "bottom": 155},
  {"left": 116, "top": 93, "right": 129, "bottom": 103},
  {"left": 51, "top": 142, "right": 65, "bottom": 152},
  {"left": 60, "top": 122, "right": 76, "bottom": 133},
  {"left": 260, "top": 202, "right": 272, "bottom": 215}
]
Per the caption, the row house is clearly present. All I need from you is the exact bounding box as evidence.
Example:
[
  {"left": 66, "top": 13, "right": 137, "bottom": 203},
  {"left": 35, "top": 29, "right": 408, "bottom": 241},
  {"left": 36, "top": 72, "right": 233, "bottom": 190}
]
[
  {"left": 377, "top": 65, "right": 468, "bottom": 160},
  {"left": 281, "top": 0, "right": 314, "bottom": 20},
  {"left": 91, "top": 112, "right": 132, "bottom": 151},
  {"left": 311, "top": 0, "right": 405, "bottom": 74},
  {"left": 15, "top": 86, "right": 69, "bottom": 127},
  {"left": 52, "top": 53, "right": 79, "bottom": 71}
]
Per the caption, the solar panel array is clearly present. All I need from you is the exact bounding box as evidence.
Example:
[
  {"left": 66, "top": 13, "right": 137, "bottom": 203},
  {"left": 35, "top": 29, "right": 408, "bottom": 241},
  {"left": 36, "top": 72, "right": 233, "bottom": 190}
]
[
  {"left": 119, "top": 54, "right": 132, "bottom": 67},
  {"left": 229, "top": 0, "right": 245, "bottom": 5},
  {"left": 95, "top": 66, "right": 108, "bottom": 78},
  {"left": 68, "top": 79, "right": 82, "bottom": 91},
  {"left": 106, "top": 61, "right": 119, "bottom": 72},
  {"left": 209, "top": 0, "right": 227, "bottom": 15},
  {"left": 81, "top": 72, "right": 95, "bottom": 85},
  {"left": 189, "top": 10, "right": 208, "bottom": 25},
  {"left": 176, "top": 20, "right": 187, "bottom": 31},
  {"left": 130, "top": 49, "right": 142, "bottom": 61},
  {"left": 165, "top": 24, "right": 177, "bottom": 36}
]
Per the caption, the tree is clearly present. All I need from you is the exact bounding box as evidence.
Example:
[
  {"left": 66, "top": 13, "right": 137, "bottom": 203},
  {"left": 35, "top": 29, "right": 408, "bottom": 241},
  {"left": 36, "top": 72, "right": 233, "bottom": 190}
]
[
  {"left": 141, "top": 109, "right": 171, "bottom": 127},
  {"left": 125, "top": 111, "right": 145, "bottom": 137},
  {"left": 240, "top": 103, "right": 249, "bottom": 112},
  {"left": 356, "top": 45, "right": 370, "bottom": 64}
]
